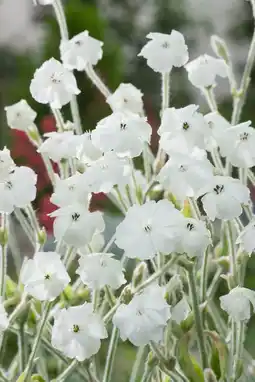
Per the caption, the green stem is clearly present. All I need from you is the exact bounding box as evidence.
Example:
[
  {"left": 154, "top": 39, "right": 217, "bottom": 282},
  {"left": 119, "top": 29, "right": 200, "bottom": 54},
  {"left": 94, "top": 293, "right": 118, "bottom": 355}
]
[
  {"left": 114, "top": 186, "right": 128, "bottom": 212},
  {"left": 104, "top": 285, "right": 116, "bottom": 308},
  {"left": 18, "top": 324, "right": 27, "bottom": 373},
  {"left": 55, "top": 359, "right": 79, "bottom": 382},
  {"left": 85, "top": 65, "right": 111, "bottom": 98},
  {"left": 14, "top": 208, "right": 35, "bottom": 247},
  {"left": 188, "top": 267, "right": 208, "bottom": 369},
  {"left": 188, "top": 197, "right": 201, "bottom": 219},
  {"left": 102, "top": 326, "right": 119, "bottom": 382},
  {"left": 129, "top": 346, "right": 146, "bottom": 382},
  {"left": 0, "top": 244, "right": 7, "bottom": 300},
  {"left": 248, "top": 169, "right": 255, "bottom": 186},
  {"left": 203, "top": 86, "right": 218, "bottom": 112},
  {"left": 226, "top": 221, "right": 238, "bottom": 285},
  {"left": 200, "top": 248, "right": 210, "bottom": 303},
  {"left": 232, "top": 321, "right": 245, "bottom": 381}
]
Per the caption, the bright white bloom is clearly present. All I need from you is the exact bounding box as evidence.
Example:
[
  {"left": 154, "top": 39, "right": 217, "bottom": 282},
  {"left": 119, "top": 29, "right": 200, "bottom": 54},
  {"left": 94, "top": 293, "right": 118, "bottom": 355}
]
[
  {"left": 186, "top": 54, "right": 227, "bottom": 88},
  {"left": 115, "top": 200, "right": 182, "bottom": 260},
  {"left": 0, "top": 166, "right": 37, "bottom": 214},
  {"left": 30, "top": 58, "right": 80, "bottom": 109},
  {"left": 60, "top": 31, "right": 103, "bottom": 70},
  {"left": 0, "top": 148, "right": 15, "bottom": 180},
  {"left": 157, "top": 150, "right": 214, "bottom": 201},
  {"left": 220, "top": 287, "right": 255, "bottom": 322},
  {"left": 176, "top": 217, "right": 211, "bottom": 258},
  {"left": 171, "top": 297, "right": 190, "bottom": 324},
  {"left": 106, "top": 83, "right": 144, "bottom": 115},
  {"left": 76, "top": 132, "right": 102, "bottom": 164},
  {"left": 197, "top": 176, "right": 250, "bottom": 221},
  {"left": 20, "top": 252, "right": 70, "bottom": 301},
  {"left": 5, "top": 100, "right": 36, "bottom": 131},
  {"left": 38, "top": 131, "right": 79, "bottom": 162},
  {"left": 51, "top": 203, "right": 105, "bottom": 248},
  {"left": 159, "top": 105, "right": 209, "bottom": 153},
  {"left": 36, "top": 0, "right": 53, "bottom": 4},
  {"left": 138, "top": 31, "right": 189, "bottom": 73},
  {"left": 0, "top": 300, "right": 9, "bottom": 332},
  {"left": 92, "top": 112, "right": 152, "bottom": 158},
  {"left": 76, "top": 253, "right": 126, "bottom": 290},
  {"left": 113, "top": 284, "right": 171, "bottom": 346},
  {"left": 204, "top": 112, "right": 230, "bottom": 151},
  {"left": 52, "top": 303, "right": 107, "bottom": 361},
  {"left": 217, "top": 121, "right": 255, "bottom": 168},
  {"left": 81, "top": 152, "right": 131, "bottom": 194},
  {"left": 50, "top": 174, "right": 91, "bottom": 207},
  {"left": 236, "top": 221, "right": 255, "bottom": 255}
]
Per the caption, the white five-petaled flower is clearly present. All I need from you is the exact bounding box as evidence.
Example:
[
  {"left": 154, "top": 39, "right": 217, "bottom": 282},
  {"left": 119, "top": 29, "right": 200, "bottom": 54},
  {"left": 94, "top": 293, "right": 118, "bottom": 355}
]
[
  {"left": 76, "top": 253, "right": 126, "bottom": 290},
  {"left": 92, "top": 112, "right": 152, "bottom": 158},
  {"left": 157, "top": 150, "right": 214, "bottom": 201},
  {"left": 0, "top": 299, "right": 9, "bottom": 332},
  {"left": 38, "top": 131, "right": 79, "bottom": 162},
  {"left": 30, "top": 58, "right": 80, "bottom": 109},
  {"left": 60, "top": 31, "right": 103, "bottom": 70},
  {"left": 5, "top": 100, "right": 37, "bottom": 131},
  {"left": 197, "top": 176, "right": 250, "bottom": 221},
  {"left": 0, "top": 166, "right": 37, "bottom": 214},
  {"left": 50, "top": 203, "right": 105, "bottom": 248},
  {"left": 0, "top": 148, "right": 15, "bottom": 180},
  {"left": 81, "top": 152, "right": 131, "bottom": 194},
  {"left": 185, "top": 54, "right": 227, "bottom": 88},
  {"left": 204, "top": 112, "right": 230, "bottom": 151},
  {"left": 76, "top": 132, "right": 102, "bottom": 164},
  {"left": 236, "top": 221, "right": 255, "bottom": 255},
  {"left": 51, "top": 303, "right": 108, "bottom": 361},
  {"left": 20, "top": 252, "right": 70, "bottom": 301},
  {"left": 138, "top": 31, "right": 189, "bottom": 73},
  {"left": 115, "top": 199, "right": 182, "bottom": 260},
  {"left": 113, "top": 284, "right": 171, "bottom": 346},
  {"left": 159, "top": 105, "right": 209, "bottom": 154},
  {"left": 217, "top": 121, "right": 255, "bottom": 168},
  {"left": 220, "top": 287, "right": 255, "bottom": 322},
  {"left": 106, "top": 83, "right": 144, "bottom": 115}
]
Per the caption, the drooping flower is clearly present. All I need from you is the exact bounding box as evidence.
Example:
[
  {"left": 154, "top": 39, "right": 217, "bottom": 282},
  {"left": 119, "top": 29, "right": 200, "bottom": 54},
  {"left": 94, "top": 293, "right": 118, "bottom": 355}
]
[
  {"left": 0, "top": 166, "right": 37, "bottom": 214},
  {"left": 220, "top": 287, "right": 255, "bottom": 322},
  {"left": 113, "top": 284, "right": 171, "bottom": 346},
  {"left": 60, "top": 31, "right": 103, "bottom": 70},
  {"left": 157, "top": 149, "right": 214, "bottom": 201},
  {"left": 159, "top": 105, "right": 209, "bottom": 154},
  {"left": 20, "top": 252, "right": 70, "bottom": 301},
  {"left": 50, "top": 203, "right": 105, "bottom": 248},
  {"left": 186, "top": 54, "right": 227, "bottom": 88},
  {"left": 0, "top": 148, "right": 15, "bottom": 180},
  {"left": 217, "top": 121, "right": 255, "bottom": 168},
  {"left": 115, "top": 199, "right": 182, "bottom": 260},
  {"left": 0, "top": 299, "right": 9, "bottom": 332},
  {"left": 30, "top": 58, "right": 80, "bottom": 109},
  {"left": 91, "top": 112, "right": 152, "bottom": 158},
  {"left": 5, "top": 100, "right": 37, "bottom": 131},
  {"left": 38, "top": 131, "right": 79, "bottom": 162},
  {"left": 236, "top": 221, "right": 255, "bottom": 255},
  {"left": 51, "top": 303, "right": 107, "bottom": 361},
  {"left": 106, "top": 83, "right": 144, "bottom": 115},
  {"left": 138, "top": 31, "right": 189, "bottom": 73},
  {"left": 76, "top": 253, "right": 126, "bottom": 290},
  {"left": 204, "top": 112, "right": 230, "bottom": 151},
  {"left": 197, "top": 176, "right": 250, "bottom": 221},
  {"left": 76, "top": 132, "right": 102, "bottom": 164}
]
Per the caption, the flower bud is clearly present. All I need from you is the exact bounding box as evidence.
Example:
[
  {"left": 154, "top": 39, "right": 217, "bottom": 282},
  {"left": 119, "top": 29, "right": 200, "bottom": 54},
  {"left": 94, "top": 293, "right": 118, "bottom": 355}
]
[
  {"left": 132, "top": 261, "right": 148, "bottom": 289},
  {"left": 0, "top": 226, "right": 8, "bottom": 246},
  {"left": 211, "top": 35, "right": 230, "bottom": 65},
  {"left": 204, "top": 368, "right": 217, "bottom": 382},
  {"left": 120, "top": 285, "right": 133, "bottom": 304},
  {"left": 37, "top": 228, "right": 47, "bottom": 246},
  {"left": 27, "top": 125, "right": 42, "bottom": 147},
  {"left": 147, "top": 351, "right": 159, "bottom": 368}
]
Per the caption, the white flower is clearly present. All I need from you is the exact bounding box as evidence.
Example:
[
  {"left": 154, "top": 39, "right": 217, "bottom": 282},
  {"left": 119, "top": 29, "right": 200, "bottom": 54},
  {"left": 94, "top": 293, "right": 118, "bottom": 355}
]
[
  {"left": 36, "top": 0, "right": 54, "bottom": 4},
  {"left": 0, "top": 166, "right": 37, "bottom": 214},
  {"left": 159, "top": 105, "right": 209, "bottom": 153},
  {"left": 76, "top": 132, "right": 102, "bottom": 164},
  {"left": 115, "top": 200, "right": 182, "bottom": 260},
  {"left": 76, "top": 253, "right": 126, "bottom": 290},
  {"left": 5, "top": 100, "right": 37, "bottom": 131},
  {"left": 176, "top": 217, "right": 211, "bottom": 258},
  {"left": 0, "top": 148, "right": 15, "bottom": 180},
  {"left": 91, "top": 112, "right": 152, "bottom": 158},
  {"left": 50, "top": 174, "right": 91, "bottom": 207},
  {"left": 138, "top": 31, "right": 189, "bottom": 73},
  {"left": 171, "top": 297, "right": 190, "bottom": 324},
  {"left": 30, "top": 58, "right": 80, "bottom": 109},
  {"left": 157, "top": 150, "right": 214, "bottom": 201},
  {"left": 186, "top": 54, "right": 227, "bottom": 88},
  {"left": 0, "top": 300, "right": 9, "bottom": 332},
  {"left": 60, "top": 31, "right": 103, "bottom": 70},
  {"left": 113, "top": 284, "right": 171, "bottom": 346},
  {"left": 51, "top": 203, "right": 105, "bottom": 248},
  {"left": 81, "top": 152, "right": 131, "bottom": 194},
  {"left": 20, "top": 252, "right": 70, "bottom": 301},
  {"left": 106, "top": 83, "right": 144, "bottom": 115},
  {"left": 217, "top": 121, "right": 255, "bottom": 168},
  {"left": 38, "top": 131, "right": 79, "bottom": 162},
  {"left": 197, "top": 176, "right": 250, "bottom": 221},
  {"left": 51, "top": 303, "right": 107, "bottom": 361},
  {"left": 220, "top": 287, "right": 255, "bottom": 322},
  {"left": 236, "top": 221, "right": 255, "bottom": 255},
  {"left": 204, "top": 112, "right": 230, "bottom": 151}
]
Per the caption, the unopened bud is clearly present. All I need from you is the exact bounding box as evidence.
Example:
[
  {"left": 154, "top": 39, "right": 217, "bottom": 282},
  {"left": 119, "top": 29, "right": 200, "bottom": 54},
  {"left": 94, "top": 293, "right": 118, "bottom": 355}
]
[
  {"left": 37, "top": 228, "right": 47, "bottom": 246},
  {"left": 233, "top": 359, "right": 243, "bottom": 380},
  {"left": 120, "top": 285, "right": 133, "bottom": 304},
  {"left": 31, "top": 375, "right": 46, "bottom": 382},
  {"left": 216, "top": 256, "right": 230, "bottom": 271},
  {"left": 27, "top": 125, "right": 41, "bottom": 147},
  {"left": 0, "top": 226, "right": 8, "bottom": 246},
  {"left": 204, "top": 368, "right": 217, "bottom": 382},
  {"left": 147, "top": 351, "right": 159, "bottom": 368},
  {"left": 132, "top": 262, "right": 148, "bottom": 289},
  {"left": 211, "top": 35, "right": 230, "bottom": 64}
]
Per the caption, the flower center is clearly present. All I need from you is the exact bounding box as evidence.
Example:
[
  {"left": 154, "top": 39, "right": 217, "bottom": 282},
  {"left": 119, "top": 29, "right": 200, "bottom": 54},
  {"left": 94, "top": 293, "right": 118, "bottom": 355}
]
[
  {"left": 5, "top": 181, "right": 13, "bottom": 190},
  {"left": 187, "top": 222, "right": 195, "bottom": 231},
  {"left": 50, "top": 73, "right": 62, "bottom": 84},
  {"left": 72, "top": 324, "right": 80, "bottom": 333},
  {"left": 179, "top": 165, "right": 187, "bottom": 172},
  {"left": 68, "top": 184, "right": 75, "bottom": 191},
  {"left": 144, "top": 224, "right": 152, "bottom": 233},
  {"left": 213, "top": 184, "right": 224, "bottom": 195},
  {"left": 136, "top": 309, "right": 143, "bottom": 316},
  {"left": 161, "top": 41, "right": 170, "bottom": 49},
  {"left": 44, "top": 274, "right": 51, "bottom": 280},
  {"left": 72, "top": 212, "right": 81, "bottom": 221},
  {"left": 182, "top": 122, "right": 190, "bottom": 130},
  {"left": 75, "top": 40, "right": 82, "bottom": 46},
  {"left": 240, "top": 132, "right": 249, "bottom": 141},
  {"left": 120, "top": 123, "right": 127, "bottom": 131}
]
